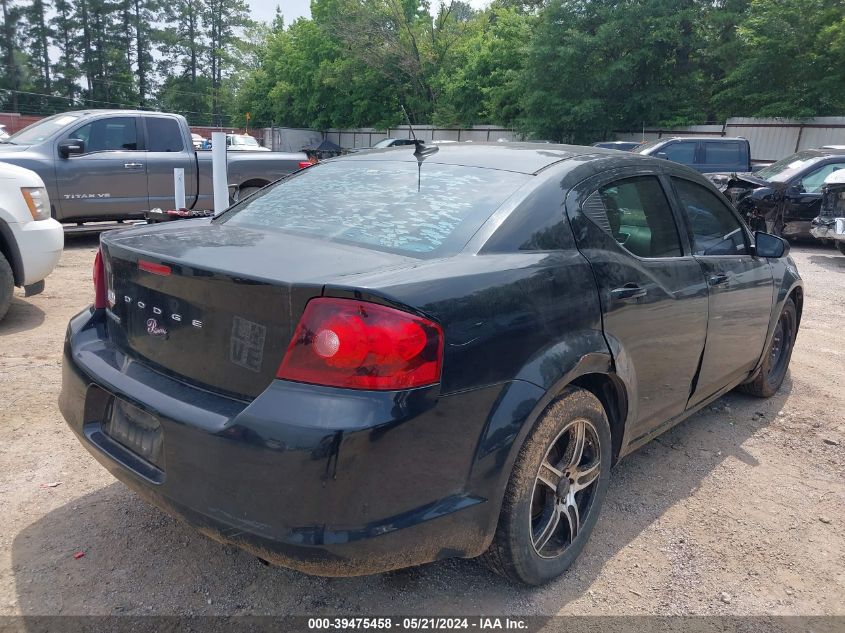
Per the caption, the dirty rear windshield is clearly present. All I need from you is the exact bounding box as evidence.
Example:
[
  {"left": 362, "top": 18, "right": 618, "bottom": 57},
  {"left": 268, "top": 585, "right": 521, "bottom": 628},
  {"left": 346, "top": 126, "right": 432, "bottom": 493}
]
[{"left": 217, "top": 160, "right": 530, "bottom": 257}]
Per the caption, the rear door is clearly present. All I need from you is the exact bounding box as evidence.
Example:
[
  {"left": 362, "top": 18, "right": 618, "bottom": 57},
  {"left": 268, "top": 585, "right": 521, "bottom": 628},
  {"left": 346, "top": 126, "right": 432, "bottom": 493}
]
[
  {"left": 669, "top": 175, "right": 774, "bottom": 405},
  {"left": 142, "top": 115, "right": 196, "bottom": 211},
  {"left": 55, "top": 115, "right": 148, "bottom": 220},
  {"left": 568, "top": 168, "right": 709, "bottom": 440}
]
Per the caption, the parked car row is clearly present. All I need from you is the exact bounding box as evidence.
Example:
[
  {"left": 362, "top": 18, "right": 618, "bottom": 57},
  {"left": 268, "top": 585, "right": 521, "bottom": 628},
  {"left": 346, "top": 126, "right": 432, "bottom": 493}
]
[{"left": 592, "top": 137, "right": 845, "bottom": 240}]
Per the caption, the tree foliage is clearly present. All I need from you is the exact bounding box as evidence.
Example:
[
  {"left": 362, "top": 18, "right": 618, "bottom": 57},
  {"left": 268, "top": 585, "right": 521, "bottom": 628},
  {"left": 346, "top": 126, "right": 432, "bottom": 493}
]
[{"left": 0, "top": 0, "right": 844, "bottom": 135}]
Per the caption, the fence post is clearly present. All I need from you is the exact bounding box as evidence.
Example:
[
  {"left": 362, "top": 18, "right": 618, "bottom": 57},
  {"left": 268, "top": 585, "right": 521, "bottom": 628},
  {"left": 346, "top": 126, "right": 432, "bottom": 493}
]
[{"left": 173, "top": 168, "right": 185, "bottom": 210}]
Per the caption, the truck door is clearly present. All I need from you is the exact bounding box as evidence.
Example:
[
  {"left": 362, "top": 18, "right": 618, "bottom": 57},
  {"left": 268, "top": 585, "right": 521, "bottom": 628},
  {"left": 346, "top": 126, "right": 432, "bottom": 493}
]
[
  {"left": 670, "top": 175, "right": 774, "bottom": 406},
  {"left": 567, "top": 170, "right": 709, "bottom": 441},
  {"left": 142, "top": 115, "right": 196, "bottom": 210},
  {"left": 657, "top": 140, "right": 699, "bottom": 171},
  {"left": 55, "top": 115, "right": 148, "bottom": 221}
]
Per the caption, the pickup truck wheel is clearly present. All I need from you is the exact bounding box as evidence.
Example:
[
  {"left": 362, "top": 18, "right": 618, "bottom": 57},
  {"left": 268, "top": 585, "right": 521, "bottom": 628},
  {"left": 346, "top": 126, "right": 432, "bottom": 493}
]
[
  {"left": 233, "top": 186, "right": 263, "bottom": 202},
  {"left": 0, "top": 251, "right": 13, "bottom": 322},
  {"left": 738, "top": 298, "right": 797, "bottom": 398},
  {"left": 836, "top": 242, "right": 845, "bottom": 256},
  {"left": 481, "top": 387, "right": 611, "bottom": 585}
]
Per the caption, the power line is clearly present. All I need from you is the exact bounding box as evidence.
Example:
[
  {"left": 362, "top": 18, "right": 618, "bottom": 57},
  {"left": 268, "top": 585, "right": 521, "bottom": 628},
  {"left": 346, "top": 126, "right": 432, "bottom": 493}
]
[{"left": 0, "top": 87, "right": 265, "bottom": 127}]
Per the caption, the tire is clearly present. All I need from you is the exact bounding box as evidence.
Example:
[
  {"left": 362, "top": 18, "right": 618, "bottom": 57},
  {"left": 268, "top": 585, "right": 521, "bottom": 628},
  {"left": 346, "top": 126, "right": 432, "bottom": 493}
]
[
  {"left": 837, "top": 242, "right": 845, "bottom": 256},
  {"left": 233, "top": 185, "right": 263, "bottom": 203},
  {"left": 481, "top": 387, "right": 612, "bottom": 585},
  {"left": 0, "top": 251, "right": 13, "bottom": 322},
  {"left": 738, "top": 298, "right": 797, "bottom": 398}
]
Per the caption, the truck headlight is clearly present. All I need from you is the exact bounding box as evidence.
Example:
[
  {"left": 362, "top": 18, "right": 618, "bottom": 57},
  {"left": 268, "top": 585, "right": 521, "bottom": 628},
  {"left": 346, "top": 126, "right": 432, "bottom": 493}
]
[{"left": 21, "top": 187, "right": 50, "bottom": 221}]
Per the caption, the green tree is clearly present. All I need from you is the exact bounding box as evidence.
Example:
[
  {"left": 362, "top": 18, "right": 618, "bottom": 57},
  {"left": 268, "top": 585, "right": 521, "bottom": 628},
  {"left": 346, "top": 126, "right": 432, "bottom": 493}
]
[
  {"left": 435, "top": 4, "right": 532, "bottom": 126},
  {"left": 51, "top": 0, "right": 81, "bottom": 101},
  {"left": 203, "top": 0, "right": 251, "bottom": 125},
  {"left": 23, "top": 0, "right": 51, "bottom": 94},
  {"left": 521, "top": 0, "right": 709, "bottom": 142},
  {"left": 714, "top": 0, "right": 845, "bottom": 117}
]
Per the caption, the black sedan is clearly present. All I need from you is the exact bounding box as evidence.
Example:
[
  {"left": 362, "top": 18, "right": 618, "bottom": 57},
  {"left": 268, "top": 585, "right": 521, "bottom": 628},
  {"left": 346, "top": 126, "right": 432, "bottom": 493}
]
[
  {"left": 723, "top": 148, "right": 845, "bottom": 239},
  {"left": 60, "top": 143, "right": 802, "bottom": 585}
]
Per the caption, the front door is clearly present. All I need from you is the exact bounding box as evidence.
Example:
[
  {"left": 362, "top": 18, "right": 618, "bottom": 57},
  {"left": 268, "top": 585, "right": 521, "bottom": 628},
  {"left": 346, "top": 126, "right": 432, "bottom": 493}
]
[
  {"left": 55, "top": 115, "right": 148, "bottom": 221},
  {"left": 569, "top": 171, "right": 709, "bottom": 440},
  {"left": 670, "top": 176, "right": 774, "bottom": 405},
  {"left": 783, "top": 160, "right": 845, "bottom": 229}
]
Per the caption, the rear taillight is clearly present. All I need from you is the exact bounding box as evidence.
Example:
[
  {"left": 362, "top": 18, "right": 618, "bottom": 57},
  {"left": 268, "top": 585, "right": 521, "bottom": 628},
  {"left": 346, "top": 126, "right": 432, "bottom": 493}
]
[
  {"left": 93, "top": 249, "right": 107, "bottom": 309},
  {"left": 277, "top": 298, "right": 444, "bottom": 390},
  {"left": 298, "top": 161, "right": 313, "bottom": 169}
]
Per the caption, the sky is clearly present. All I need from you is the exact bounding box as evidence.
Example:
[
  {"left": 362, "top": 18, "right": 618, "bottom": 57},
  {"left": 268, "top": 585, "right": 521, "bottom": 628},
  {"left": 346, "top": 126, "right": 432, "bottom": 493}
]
[{"left": 248, "top": 0, "right": 490, "bottom": 24}]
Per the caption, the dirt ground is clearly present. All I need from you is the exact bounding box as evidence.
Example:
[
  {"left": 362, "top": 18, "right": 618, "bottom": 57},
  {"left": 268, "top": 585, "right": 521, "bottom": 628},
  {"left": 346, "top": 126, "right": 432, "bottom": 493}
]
[{"left": 0, "top": 236, "right": 843, "bottom": 618}]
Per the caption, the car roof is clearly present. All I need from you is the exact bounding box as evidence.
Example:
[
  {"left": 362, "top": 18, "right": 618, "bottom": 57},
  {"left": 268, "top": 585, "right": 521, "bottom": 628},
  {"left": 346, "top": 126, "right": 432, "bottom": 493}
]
[
  {"left": 57, "top": 109, "right": 180, "bottom": 117},
  {"left": 657, "top": 136, "right": 747, "bottom": 142},
  {"left": 340, "top": 142, "right": 628, "bottom": 175}
]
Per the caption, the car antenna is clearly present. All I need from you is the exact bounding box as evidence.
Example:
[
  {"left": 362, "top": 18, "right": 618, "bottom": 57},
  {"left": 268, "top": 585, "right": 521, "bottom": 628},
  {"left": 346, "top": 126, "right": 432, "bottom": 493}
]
[{"left": 401, "top": 105, "right": 437, "bottom": 191}]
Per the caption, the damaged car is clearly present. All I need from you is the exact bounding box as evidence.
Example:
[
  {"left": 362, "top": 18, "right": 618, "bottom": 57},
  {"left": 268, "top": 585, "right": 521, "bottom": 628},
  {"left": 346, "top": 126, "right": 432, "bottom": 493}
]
[
  {"left": 720, "top": 149, "right": 845, "bottom": 239},
  {"left": 810, "top": 169, "right": 845, "bottom": 255}
]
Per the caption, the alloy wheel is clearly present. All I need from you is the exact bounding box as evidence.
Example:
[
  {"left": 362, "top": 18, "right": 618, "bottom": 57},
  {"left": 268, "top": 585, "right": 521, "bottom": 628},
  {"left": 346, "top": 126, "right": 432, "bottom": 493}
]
[{"left": 529, "top": 418, "right": 602, "bottom": 559}]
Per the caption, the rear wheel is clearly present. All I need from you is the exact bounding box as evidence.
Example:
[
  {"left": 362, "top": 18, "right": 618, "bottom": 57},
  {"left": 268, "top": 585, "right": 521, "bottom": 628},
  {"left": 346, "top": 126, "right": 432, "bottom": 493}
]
[
  {"left": 233, "top": 185, "right": 263, "bottom": 203},
  {"left": 0, "top": 251, "right": 13, "bottom": 322},
  {"left": 837, "top": 242, "right": 845, "bottom": 256},
  {"left": 481, "top": 387, "right": 612, "bottom": 585},
  {"left": 739, "top": 298, "right": 797, "bottom": 398}
]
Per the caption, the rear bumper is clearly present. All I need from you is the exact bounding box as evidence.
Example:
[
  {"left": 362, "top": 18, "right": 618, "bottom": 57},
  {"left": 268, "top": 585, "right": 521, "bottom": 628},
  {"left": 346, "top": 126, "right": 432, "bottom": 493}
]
[
  {"left": 810, "top": 221, "right": 845, "bottom": 243},
  {"left": 59, "top": 309, "right": 525, "bottom": 576}
]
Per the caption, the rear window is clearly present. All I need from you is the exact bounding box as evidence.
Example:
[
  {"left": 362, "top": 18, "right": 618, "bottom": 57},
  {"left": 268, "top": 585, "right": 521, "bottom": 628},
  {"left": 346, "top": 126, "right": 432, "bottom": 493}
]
[
  {"left": 146, "top": 117, "right": 184, "bottom": 152},
  {"left": 704, "top": 141, "right": 741, "bottom": 164},
  {"left": 217, "top": 160, "right": 530, "bottom": 257}
]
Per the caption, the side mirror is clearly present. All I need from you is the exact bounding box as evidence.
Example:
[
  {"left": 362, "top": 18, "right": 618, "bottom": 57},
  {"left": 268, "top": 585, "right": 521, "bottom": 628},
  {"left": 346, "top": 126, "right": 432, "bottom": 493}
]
[
  {"left": 754, "top": 231, "right": 789, "bottom": 258},
  {"left": 58, "top": 139, "right": 84, "bottom": 158},
  {"left": 656, "top": 151, "right": 669, "bottom": 160}
]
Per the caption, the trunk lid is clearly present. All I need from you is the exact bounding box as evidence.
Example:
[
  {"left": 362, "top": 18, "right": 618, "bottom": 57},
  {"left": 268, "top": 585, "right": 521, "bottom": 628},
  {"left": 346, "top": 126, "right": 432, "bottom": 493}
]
[{"left": 100, "top": 220, "right": 414, "bottom": 399}]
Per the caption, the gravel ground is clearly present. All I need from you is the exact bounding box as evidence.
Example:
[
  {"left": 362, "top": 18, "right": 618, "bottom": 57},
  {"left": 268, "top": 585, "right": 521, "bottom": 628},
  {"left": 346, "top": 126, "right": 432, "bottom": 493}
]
[{"left": 0, "top": 236, "right": 843, "bottom": 617}]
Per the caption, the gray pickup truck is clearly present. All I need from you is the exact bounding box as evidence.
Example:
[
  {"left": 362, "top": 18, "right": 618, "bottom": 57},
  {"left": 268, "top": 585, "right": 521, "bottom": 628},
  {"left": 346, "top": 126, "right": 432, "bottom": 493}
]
[{"left": 0, "top": 110, "right": 308, "bottom": 223}]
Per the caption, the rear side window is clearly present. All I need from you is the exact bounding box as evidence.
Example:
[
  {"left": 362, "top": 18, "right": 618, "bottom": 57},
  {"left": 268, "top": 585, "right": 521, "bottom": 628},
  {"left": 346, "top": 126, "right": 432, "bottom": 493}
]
[
  {"left": 68, "top": 117, "right": 138, "bottom": 152},
  {"left": 146, "top": 118, "right": 184, "bottom": 152},
  {"left": 704, "top": 142, "right": 741, "bottom": 164},
  {"left": 663, "top": 141, "right": 697, "bottom": 164},
  {"left": 219, "top": 161, "right": 530, "bottom": 257},
  {"left": 582, "top": 176, "right": 683, "bottom": 258},
  {"left": 673, "top": 178, "right": 747, "bottom": 256}
]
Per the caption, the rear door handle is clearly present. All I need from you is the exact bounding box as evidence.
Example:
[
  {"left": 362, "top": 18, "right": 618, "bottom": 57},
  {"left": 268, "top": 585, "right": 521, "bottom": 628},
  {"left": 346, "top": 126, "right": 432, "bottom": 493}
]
[
  {"left": 611, "top": 284, "right": 647, "bottom": 301},
  {"left": 124, "top": 162, "right": 144, "bottom": 169},
  {"left": 709, "top": 273, "right": 729, "bottom": 286}
]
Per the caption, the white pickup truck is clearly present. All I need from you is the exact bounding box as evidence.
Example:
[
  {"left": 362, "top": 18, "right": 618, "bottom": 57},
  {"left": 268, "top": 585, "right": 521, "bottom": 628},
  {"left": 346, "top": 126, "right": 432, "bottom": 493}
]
[{"left": 0, "top": 162, "right": 63, "bottom": 320}]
